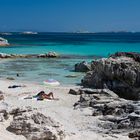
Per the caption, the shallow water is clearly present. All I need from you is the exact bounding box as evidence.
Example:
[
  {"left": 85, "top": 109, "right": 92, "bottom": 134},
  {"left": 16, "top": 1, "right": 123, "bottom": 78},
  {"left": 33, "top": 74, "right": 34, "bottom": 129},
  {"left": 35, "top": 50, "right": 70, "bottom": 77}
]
[
  {"left": 1, "top": 32, "right": 140, "bottom": 56},
  {"left": 0, "top": 32, "right": 140, "bottom": 85},
  {"left": 0, "top": 58, "right": 88, "bottom": 85}
]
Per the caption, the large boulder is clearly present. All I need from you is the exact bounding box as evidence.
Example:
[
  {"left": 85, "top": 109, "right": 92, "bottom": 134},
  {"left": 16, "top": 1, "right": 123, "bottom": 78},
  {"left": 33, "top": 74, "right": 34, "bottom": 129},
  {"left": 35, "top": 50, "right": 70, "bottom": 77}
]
[
  {"left": 47, "top": 52, "right": 59, "bottom": 57},
  {"left": 0, "top": 53, "right": 11, "bottom": 58},
  {"left": 82, "top": 52, "right": 140, "bottom": 100},
  {"left": 37, "top": 52, "right": 59, "bottom": 58},
  {"left": 75, "top": 61, "right": 91, "bottom": 72},
  {"left": 0, "top": 37, "right": 9, "bottom": 46},
  {"left": 68, "top": 89, "right": 81, "bottom": 95},
  {"left": 7, "top": 110, "right": 65, "bottom": 140}
]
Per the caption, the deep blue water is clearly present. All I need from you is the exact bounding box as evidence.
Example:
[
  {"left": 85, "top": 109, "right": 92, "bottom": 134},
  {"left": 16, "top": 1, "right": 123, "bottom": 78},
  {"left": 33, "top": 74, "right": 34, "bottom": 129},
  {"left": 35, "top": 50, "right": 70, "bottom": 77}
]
[
  {"left": 0, "top": 32, "right": 140, "bottom": 85},
  {"left": 0, "top": 32, "right": 140, "bottom": 56}
]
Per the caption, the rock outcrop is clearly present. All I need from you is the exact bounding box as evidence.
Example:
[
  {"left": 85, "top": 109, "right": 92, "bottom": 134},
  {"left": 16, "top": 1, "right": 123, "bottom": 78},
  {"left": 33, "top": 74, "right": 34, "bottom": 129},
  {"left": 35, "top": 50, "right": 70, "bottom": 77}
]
[
  {"left": 74, "top": 88, "right": 140, "bottom": 135},
  {"left": 0, "top": 53, "right": 12, "bottom": 58},
  {"left": 75, "top": 61, "right": 91, "bottom": 72},
  {"left": 0, "top": 37, "right": 9, "bottom": 46},
  {"left": 37, "top": 52, "right": 59, "bottom": 58},
  {"left": 0, "top": 95, "right": 4, "bottom": 101},
  {"left": 81, "top": 52, "right": 140, "bottom": 100},
  {"left": 110, "top": 52, "right": 140, "bottom": 62},
  {"left": 68, "top": 89, "right": 81, "bottom": 95},
  {"left": 0, "top": 102, "right": 9, "bottom": 122},
  {"left": 129, "top": 130, "right": 140, "bottom": 139},
  {"left": 0, "top": 52, "right": 59, "bottom": 59},
  {"left": 68, "top": 88, "right": 87, "bottom": 95},
  {"left": 6, "top": 107, "right": 65, "bottom": 140},
  {"left": 0, "top": 91, "right": 4, "bottom": 101},
  {"left": 0, "top": 109, "right": 8, "bottom": 122}
]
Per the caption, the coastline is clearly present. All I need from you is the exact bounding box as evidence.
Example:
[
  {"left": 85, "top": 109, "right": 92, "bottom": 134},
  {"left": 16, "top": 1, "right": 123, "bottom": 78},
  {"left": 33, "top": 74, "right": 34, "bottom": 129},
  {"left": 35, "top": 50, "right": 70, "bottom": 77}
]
[
  {"left": 0, "top": 52, "right": 140, "bottom": 140},
  {"left": 0, "top": 53, "right": 88, "bottom": 86},
  {"left": 0, "top": 79, "right": 129, "bottom": 140},
  {"left": 0, "top": 0, "right": 140, "bottom": 139}
]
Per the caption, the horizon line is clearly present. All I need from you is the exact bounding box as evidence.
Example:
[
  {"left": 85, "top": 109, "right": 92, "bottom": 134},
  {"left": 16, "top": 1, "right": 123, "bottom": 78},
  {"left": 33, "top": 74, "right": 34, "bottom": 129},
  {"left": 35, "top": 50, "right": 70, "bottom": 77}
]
[{"left": 0, "top": 31, "right": 140, "bottom": 33}]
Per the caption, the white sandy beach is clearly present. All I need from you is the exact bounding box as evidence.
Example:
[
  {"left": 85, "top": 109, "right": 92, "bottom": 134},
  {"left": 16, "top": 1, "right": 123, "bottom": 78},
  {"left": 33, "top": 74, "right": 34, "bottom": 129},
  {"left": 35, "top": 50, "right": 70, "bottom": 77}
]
[
  {"left": 0, "top": 0, "right": 140, "bottom": 139},
  {"left": 0, "top": 79, "right": 130, "bottom": 140}
]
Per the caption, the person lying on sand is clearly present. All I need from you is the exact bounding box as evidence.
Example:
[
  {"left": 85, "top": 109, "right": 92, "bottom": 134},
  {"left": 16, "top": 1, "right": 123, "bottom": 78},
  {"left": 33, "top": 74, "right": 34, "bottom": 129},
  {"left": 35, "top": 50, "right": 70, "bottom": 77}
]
[{"left": 33, "top": 91, "right": 58, "bottom": 100}]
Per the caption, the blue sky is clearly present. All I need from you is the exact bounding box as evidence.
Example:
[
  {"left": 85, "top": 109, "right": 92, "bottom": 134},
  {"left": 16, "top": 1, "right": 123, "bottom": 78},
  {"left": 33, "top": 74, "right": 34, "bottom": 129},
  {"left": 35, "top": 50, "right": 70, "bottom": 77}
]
[{"left": 0, "top": 0, "right": 140, "bottom": 32}]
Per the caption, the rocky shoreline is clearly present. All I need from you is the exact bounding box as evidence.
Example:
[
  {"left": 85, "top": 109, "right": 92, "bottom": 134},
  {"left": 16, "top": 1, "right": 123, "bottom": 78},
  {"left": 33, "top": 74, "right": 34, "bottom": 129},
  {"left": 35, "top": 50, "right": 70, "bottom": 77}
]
[
  {"left": 69, "top": 88, "right": 140, "bottom": 139},
  {"left": 0, "top": 52, "right": 100, "bottom": 59},
  {"left": 75, "top": 52, "right": 140, "bottom": 100},
  {"left": 72, "top": 52, "right": 140, "bottom": 139},
  {"left": 0, "top": 52, "right": 140, "bottom": 140},
  {"left": 0, "top": 52, "right": 59, "bottom": 59}
]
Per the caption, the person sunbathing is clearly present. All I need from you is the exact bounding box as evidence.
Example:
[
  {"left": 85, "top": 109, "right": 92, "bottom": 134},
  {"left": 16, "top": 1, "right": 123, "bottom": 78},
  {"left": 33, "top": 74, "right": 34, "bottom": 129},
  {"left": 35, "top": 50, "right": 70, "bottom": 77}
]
[{"left": 35, "top": 91, "right": 55, "bottom": 100}]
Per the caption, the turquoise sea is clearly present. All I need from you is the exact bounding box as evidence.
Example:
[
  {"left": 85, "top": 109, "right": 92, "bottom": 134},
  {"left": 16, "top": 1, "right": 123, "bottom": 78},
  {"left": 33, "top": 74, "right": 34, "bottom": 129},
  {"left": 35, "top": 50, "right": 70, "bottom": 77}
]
[{"left": 0, "top": 32, "right": 140, "bottom": 85}]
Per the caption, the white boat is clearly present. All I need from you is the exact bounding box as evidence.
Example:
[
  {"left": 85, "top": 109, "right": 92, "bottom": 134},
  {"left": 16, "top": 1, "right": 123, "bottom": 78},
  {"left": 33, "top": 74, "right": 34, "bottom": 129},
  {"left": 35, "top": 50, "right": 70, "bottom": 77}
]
[
  {"left": 0, "top": 37, "right": 9, "bottom": 46},
  {"left": 43, "top": 79, "right": 60, "bottom": 86}
]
